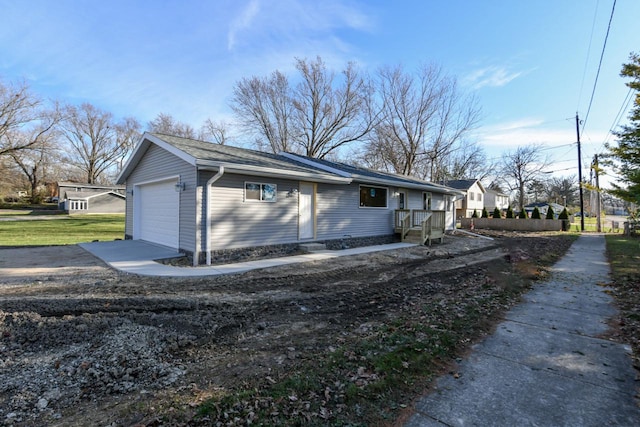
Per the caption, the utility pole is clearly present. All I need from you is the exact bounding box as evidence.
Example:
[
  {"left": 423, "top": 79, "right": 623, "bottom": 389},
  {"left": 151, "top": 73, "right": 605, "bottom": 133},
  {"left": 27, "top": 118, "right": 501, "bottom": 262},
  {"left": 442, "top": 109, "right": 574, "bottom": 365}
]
[
  {"left": 576, "top": 114, "right": 585, "bottom": 232},
  {"left": 593, "top": 154, "right": 602, "bottom": 232}
]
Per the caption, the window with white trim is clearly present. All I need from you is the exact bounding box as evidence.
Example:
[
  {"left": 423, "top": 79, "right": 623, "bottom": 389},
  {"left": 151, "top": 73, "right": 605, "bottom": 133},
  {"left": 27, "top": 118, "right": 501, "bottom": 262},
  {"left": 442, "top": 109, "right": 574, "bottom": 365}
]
[
  {"left": 69, "top": 200, "right": 87, "bottom": 210},
  {"left": 478, "top": 193, "right": 482, "bottom": 202},
  {"left": 244, "top": 182, "right": 277, "bottom": 202},
  {"left": 359, "top": 185, "right": 387, "bottom": 208},
  {"left": 469, "top": 192, "right": 475, "bottom": 201}
]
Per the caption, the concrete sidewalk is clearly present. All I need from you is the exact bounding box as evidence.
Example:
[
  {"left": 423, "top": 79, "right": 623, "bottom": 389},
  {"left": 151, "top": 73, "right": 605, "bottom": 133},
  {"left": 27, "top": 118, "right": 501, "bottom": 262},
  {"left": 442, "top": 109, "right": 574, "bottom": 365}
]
[
  {"left": 79, "top": 240, "right": 416, "bottom": 276},
  {"left": 405, "top": 234, "right": 640, "bottom": 426}
]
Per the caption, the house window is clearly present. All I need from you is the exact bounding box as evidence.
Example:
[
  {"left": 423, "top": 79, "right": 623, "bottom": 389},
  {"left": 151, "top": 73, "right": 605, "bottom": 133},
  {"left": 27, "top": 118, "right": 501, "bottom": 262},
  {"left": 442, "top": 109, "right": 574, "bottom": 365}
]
[
  {"left": 478, "top": 193, "right": 482, "bottom": 202},
  {"left": 245, "top": 182, "right": 277, "bottom": 202},
  {"left": 359, "top": 185, "right": 387, "bottom": 208},
  {"left": 469, "top": 192, "right": 475, "bottom": 201},
  {"left": 69, "top": 200, "right": 87, "bottom": 210}
]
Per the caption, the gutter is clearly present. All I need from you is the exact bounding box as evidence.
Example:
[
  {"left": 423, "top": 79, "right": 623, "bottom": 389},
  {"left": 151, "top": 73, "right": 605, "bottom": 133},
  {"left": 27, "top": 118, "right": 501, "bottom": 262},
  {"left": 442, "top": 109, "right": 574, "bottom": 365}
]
[{"left": 205, "top": 166, "right": 225, "bottom": 265}]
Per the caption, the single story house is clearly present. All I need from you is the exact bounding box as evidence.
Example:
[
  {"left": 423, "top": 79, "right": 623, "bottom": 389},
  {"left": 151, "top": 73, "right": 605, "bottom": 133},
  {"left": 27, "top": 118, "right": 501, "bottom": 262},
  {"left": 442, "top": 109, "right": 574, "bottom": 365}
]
[
  {"left": 57, "top": 182, "right": 126, "bottom": 214},
  {"left": 439, "top": 179, "right": 485, "bottom": 218},
  {"left": 524, "top": 202, "right": 565, "bottom": 218},
  {"left": 117, "top": 133, "right": 463, "bottom": 265}
]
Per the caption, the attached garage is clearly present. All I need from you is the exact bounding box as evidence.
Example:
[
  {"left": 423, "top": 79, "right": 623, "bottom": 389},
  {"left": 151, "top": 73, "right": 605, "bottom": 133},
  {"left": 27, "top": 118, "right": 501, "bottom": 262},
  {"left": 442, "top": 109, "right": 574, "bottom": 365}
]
[{"left": 134, "top": 178, "right": 180, "bottom": 249}]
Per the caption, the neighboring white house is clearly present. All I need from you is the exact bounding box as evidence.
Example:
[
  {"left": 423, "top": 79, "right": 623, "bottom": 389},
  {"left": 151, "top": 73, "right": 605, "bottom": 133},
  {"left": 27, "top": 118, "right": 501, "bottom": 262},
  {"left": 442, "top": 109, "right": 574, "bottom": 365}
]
[
  {"left": 117, "top": 133, "right": 464, "bottom": 265},
  {"left": 439, "top": 179, "right": 485, "bottom": 218},
  {"left": 485, "top": 189, "right": 510, "bottom": 212}
]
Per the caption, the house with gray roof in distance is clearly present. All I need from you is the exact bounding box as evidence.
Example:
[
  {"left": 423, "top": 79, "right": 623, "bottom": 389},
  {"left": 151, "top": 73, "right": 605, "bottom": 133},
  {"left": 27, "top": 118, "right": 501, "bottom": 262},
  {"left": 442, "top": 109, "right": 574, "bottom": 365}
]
[
  {"left": 524, "top": 202, "right": 565, "bottom": 218},
  {"left": 117, "top": 133, "right": 463, "bottom": 265},
  {"left": 439, "top": 179, "right": 485, "bottom": 218},
  {"left": 57, "top": 182, "right": 125, "bottom": 214}
]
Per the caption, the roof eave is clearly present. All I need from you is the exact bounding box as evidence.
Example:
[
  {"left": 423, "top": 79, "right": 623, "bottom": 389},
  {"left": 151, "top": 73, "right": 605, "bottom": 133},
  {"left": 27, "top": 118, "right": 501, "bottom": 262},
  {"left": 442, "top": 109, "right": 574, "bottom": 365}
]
[
  {"left": 352, "top": 175, "right": 464, "bottom": 195},
  {"left": 196, "top": 161, "right": 352, "bottom": 184}
]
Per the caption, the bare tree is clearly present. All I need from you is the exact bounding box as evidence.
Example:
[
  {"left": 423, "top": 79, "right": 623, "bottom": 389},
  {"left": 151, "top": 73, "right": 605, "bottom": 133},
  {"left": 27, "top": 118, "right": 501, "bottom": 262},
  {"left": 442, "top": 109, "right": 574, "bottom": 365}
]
[
  {"left": 546, "top": 175, "right": 578, "bottom": 206},
  {"left": 199, "top": 118, "right": 230, "bottom": 144},
  {"left": 8, "top": 135, "right": 53, "bottom": 203},
  {"left": 364, "top": 64, "right": 480, "bottom": 180},
  {"left": 499, "top": 145, "right": 550, "bottom": 209},
  {"left": 231, "top": 71, "right": 295, "bottom": 153},
  {"left": 437, "top": 140, "right": 493, "bottom": 182},
  {"left": 0, "top": 79, "right": 59, "bottom": 158},
  {"left": 114, "top": 117, "right": 141, "bottom": 172},
  {"left": 147, "top": 113, "right": 196, "bottom": 139},
  {"left": 231, "top": 57, "right": 376, "bottom": 158},
  {"left": 291, "top": 57, "right": 376, "bottom": 158},
  {"left": 60, "top": 103, "right": 132, "bottom": 184}
]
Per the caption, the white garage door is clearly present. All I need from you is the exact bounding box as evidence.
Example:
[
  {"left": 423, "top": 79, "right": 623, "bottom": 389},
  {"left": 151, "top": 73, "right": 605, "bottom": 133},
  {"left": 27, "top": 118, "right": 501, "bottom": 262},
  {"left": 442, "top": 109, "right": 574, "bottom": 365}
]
[{"left": 136, "top": 179, "right": 180, "bottom": 249}]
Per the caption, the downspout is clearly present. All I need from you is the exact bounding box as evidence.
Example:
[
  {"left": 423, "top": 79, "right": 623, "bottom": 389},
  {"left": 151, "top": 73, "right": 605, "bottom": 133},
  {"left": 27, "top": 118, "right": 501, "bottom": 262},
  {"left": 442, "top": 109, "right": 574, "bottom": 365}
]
[
  {"left": 205, "top": 166, "right": 224, "bottom": 265},
  {"left": 450, "top": 193, "right": 464, "bottom": 232}
]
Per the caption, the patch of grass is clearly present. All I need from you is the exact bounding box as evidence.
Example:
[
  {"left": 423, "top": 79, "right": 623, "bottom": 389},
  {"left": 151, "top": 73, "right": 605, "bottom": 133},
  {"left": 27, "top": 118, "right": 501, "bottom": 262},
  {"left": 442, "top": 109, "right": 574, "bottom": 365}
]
[
  {"left": 0, "top": 214, "right": 125, "bottom": 246},
  {"left": 605, "top": 234, "right": 640, "bottom": 281}
]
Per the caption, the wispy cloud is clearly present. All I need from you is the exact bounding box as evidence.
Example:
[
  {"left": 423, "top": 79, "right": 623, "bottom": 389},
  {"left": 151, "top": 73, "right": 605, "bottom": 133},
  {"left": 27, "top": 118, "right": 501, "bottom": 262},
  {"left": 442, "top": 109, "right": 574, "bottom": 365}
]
[
  {"left": 463, "top": 66, "right": 523, "bottom": 89},
  {"left": 228, "top": 0, "right": 261, "bottom": 51},
  {"left": 225, "top": 0, "right": 374, "bottom": 53},
  {"left": 476, "top": 119, "right": 575, "bottom": 149}
]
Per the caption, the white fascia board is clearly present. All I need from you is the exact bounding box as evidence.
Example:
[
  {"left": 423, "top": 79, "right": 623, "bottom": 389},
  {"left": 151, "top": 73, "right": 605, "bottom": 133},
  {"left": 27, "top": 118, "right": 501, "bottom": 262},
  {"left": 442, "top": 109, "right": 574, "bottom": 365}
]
[
  {"left": 68, "top": 191, "right": 126, "bottom": 201},
  {"left": 116, "top": 132, "right": 197, "bottom": 184},
  {"left": 196, "top": 161, "right": 352, "bottom": 184},
  {"left": 278, "top": 152, "right": 352, "bottom": 178}
]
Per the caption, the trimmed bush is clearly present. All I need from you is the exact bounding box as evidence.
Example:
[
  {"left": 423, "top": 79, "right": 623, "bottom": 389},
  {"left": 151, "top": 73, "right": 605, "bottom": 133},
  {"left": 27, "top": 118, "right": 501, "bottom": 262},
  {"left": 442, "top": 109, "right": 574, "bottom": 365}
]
[
  {"left": 546, "top": 206, "right": 555, "bottom": 219},
  {"left": 558, "top": 208, "right": 569, "bottom": 219},
  {"left": 506, "top": 206, "right": 514, "bottom": 218},
  {"left": 481, "top": 207, "right": 489, "bottom": 218},
  {"left": 471, "top": 209, "right": 478, "bottom": 218},
  {"left": 518, "top": 208, "right": 527, "bottom": 219},
  {"left": 492, "top": 207, "right": 501, "bottom": 218},
  {"left": 531, "top": 207, "right": 542, "bottom": 219}
]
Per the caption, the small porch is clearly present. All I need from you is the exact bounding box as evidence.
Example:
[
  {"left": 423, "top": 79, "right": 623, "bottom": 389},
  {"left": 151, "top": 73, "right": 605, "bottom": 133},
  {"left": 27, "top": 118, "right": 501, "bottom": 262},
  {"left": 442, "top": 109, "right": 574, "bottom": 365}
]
[{"left": 394, "top": 209, "right": 446, "bottom": 246}]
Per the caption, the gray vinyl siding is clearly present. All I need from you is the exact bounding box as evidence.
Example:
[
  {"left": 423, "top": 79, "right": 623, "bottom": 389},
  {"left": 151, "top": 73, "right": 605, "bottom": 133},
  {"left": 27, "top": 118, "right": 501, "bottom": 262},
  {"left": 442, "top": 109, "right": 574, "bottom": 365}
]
[
  {"left": 125, "top": 144, "right": 197, "bottom": 252},
  {"left": 206, "top": 173, "right": 299, "bottom": 250},
  {"left": 316, "top": 182, "right": 394, "bottom": 240},
  {"left": 86, "top": 194, "right": 125, "bottom": 214}
]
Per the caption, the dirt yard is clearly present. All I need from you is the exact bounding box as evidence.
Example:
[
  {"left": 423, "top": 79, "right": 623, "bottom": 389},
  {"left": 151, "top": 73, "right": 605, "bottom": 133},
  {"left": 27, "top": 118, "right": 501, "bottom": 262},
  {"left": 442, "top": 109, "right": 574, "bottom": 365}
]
[{"left": 0, "top": 232, "right": 576, "bottom": 426}]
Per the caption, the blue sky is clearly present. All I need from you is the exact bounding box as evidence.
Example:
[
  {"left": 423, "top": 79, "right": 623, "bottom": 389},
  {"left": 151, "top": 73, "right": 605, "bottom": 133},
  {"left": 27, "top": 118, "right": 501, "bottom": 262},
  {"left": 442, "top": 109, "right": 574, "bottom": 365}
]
[{"left": 1, "top": 0, "right": 638, "bottom": 187}]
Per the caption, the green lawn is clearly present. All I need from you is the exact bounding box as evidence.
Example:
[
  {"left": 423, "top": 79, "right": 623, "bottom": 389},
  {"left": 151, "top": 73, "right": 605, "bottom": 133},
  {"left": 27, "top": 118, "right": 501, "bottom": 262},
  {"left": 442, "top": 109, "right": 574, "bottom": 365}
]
[
  {"left": 0, "top": 214, "right": 125, "bottom": 246},
  {"left": 605, "top": 234, "right": 640, "bottom": 281},
  {"left": 567, "top": 217, "right": 624, "bottom": 233}
]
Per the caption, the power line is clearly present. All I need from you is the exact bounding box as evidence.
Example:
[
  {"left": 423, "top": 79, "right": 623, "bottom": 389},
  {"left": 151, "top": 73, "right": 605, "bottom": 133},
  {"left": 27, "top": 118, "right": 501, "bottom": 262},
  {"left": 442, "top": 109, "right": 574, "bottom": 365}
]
[
  {"left": 601, "top": 86, "right": 634, "bottom": 148},
  {"left": 580, "top": 0, "right": 617, "bottom": 135},
  {"left": 577, "top": 0, "right": 601, "bottom": 111}
]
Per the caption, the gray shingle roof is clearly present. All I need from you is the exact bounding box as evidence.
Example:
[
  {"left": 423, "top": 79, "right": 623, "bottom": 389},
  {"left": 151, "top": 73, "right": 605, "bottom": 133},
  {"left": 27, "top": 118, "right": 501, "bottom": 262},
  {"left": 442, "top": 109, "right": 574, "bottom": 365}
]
[
  {"left": 438, "top": 179, "right": 479, "bottom": 190},
  {"left": 293, "top": 154, "right": 458, "bottom": 193},
  {"left": 153, "top": 133, "right": 333, "bottom": 176},
  {"left": 119, "top": 133, "right": 463, "bottom": 196}
]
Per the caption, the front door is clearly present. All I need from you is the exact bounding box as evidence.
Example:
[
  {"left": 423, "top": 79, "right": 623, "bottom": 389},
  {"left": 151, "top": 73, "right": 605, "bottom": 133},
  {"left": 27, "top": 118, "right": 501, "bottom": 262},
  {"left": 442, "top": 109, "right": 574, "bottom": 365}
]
[
  {"left": 299, "top": 182, "right": 315, "bottom": 239},
  {"left": 398, "top": 191, "right": 407, "bottom": 209},
  {"left": 423, "top": 192, "right": 432, "bottom": 211}
]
